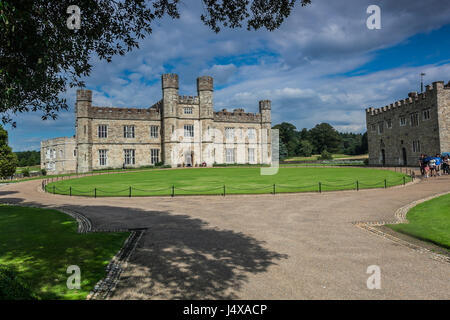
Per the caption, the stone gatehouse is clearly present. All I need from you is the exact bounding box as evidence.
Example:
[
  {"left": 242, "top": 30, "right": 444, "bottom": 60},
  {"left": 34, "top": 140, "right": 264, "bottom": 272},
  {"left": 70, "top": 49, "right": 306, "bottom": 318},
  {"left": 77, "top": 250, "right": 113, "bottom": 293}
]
[
  {"left": 366, "top": 80, "right": 450, "bottom": 166},
  {"left": 41, "top": 74, "right": 272, "bottom": 174}
]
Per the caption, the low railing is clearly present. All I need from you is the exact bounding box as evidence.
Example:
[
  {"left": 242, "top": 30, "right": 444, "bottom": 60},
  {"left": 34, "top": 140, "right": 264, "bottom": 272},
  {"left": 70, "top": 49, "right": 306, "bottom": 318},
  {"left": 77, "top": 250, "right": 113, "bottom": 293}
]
[{"left": 42, "top": 175, "right": 413, "bottom": 198}]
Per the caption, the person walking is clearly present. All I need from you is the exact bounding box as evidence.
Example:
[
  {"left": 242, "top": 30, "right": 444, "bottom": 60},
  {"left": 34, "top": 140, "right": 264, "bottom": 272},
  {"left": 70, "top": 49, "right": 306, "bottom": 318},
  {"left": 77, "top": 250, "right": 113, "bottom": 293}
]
[{"left": 419, "top": 154, "right": 426, "bottom": 176}]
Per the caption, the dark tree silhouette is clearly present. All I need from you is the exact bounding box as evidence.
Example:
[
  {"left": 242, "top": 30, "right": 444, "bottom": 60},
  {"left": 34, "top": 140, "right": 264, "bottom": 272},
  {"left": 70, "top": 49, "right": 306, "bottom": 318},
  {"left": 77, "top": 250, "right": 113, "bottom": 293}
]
[{"left": 0, "top": 0, "right": 311, "bottom": 126}]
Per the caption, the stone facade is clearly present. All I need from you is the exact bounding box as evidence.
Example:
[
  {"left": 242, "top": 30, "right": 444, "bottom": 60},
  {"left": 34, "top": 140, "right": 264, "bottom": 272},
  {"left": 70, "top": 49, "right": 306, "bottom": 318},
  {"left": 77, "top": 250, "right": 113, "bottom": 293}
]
[
  {"left": 40, "top": 136, "right": 77, "bottom": 174},
  {"left": 42, "top": 74, "right": 272, "bottom": 174},
  {"left": 366, "top": 80, "right": 450, "bottom": 166}
]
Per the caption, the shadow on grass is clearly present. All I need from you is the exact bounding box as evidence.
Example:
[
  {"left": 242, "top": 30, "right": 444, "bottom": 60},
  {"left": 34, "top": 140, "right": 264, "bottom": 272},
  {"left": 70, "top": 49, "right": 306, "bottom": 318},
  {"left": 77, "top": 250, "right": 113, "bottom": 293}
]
[{"left": 0, "top": 197, "right": 288, "bottom": 300}]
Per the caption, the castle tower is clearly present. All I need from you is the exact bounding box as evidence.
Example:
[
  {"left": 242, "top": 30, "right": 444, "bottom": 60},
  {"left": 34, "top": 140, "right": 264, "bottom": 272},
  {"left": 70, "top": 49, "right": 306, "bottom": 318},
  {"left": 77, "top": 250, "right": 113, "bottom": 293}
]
[
  {"left": 75, "top": 89, "right": 93, "bottom": 173},
  {"left": 197, "top": 76, "right": 214, "bottom": 164},
  {"left": 259, "top": 100, "right": 272, "bottom": 164},
  {"left": 161, "top": 73, "right": 179, "bottom": 165}
]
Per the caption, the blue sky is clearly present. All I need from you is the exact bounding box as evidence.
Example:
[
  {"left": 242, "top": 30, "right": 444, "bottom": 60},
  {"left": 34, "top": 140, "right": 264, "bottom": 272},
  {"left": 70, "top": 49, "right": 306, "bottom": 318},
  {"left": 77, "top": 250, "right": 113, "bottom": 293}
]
[{"left": 7, "top": 0, "right": 450, "bottom": 151}]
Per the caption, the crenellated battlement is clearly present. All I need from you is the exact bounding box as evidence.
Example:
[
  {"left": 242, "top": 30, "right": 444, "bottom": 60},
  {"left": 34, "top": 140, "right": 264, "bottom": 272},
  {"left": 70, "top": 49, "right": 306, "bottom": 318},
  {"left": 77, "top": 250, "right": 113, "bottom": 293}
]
[
  {"left": 366, "top": 80, "right": 448, "bottom": 116},
  {"left": 178, "top": 95, "right": 199, "bottom": 104},
  {"left": 90, "top": 106, "right": 161, "bottom": 120},
  {"left": 161, "top": 73, "right": 179, "bottom": 89},
  {"left": 197, "top": 75, "right": 214, "bottom": 91},
  {"left": 259, "top": 100, "right": 271, "bottom": 111},
  {"left": 76, "top": 89, "right": 92, "bottom": 102},
  {"left": 213, "top": 108, "right": 261, "bottom": 123}
]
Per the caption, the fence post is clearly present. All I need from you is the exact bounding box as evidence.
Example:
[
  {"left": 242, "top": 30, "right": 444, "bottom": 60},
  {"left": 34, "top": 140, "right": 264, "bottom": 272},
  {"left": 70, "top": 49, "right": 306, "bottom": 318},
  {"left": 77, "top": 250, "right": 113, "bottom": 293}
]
[
  {"left": 171, "top": 185, "right": 174, "bottom": 197},
  {"left": 356, "top": 180, "right": 359, "bottom": 191},
  {"left": 223, "top": 185, "right": 226, "bottom": 197},
  {"left": 384, "top": 179, "right": 387, "bottom": 189},
  {"left": 70, "top": 186, "right": 72, "bottom": 196},
  {"left": 53, "top": 185, "right": 55, "bottom": 194},
  {"left": 403, "top": 176, "right": 406, "bottom": 186},
  {"left": 319, "top": 182, "right": 322, "bottom": 193},
  {"left": 129, "top": 186, "right": 132, "bottom": 198},
  {"left": 273, "top": 184, "right": 276, "bottom": 195},
  {"left": 94, "top": 188, "right": 97, "bottom": 198}
]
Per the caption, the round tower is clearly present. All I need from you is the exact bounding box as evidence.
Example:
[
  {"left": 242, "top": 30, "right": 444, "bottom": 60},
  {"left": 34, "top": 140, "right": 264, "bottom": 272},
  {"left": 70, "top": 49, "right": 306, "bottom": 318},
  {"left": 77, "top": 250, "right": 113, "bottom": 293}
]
[
  {"left": 161, "top": 73, "right": 179, "bottom": 166},
  {"left": 75, "top": 89, "right": 93, "bottom": 173}
]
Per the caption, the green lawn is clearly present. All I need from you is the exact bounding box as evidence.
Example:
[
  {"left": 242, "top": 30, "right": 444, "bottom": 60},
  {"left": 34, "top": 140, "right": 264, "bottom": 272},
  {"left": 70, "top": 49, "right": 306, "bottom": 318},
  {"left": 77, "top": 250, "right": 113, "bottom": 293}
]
[
  {"left": 46, "top": 167, "right": 411, "bottom": 197},
  {"left": 388, "top": 193, "right": 450, "bottom": 250},
  {"left": 0, "top": 205, "right": 129, "bottom": 299},
  {"left": 15, "top": 165, "right": 41, "bottom": 174}
]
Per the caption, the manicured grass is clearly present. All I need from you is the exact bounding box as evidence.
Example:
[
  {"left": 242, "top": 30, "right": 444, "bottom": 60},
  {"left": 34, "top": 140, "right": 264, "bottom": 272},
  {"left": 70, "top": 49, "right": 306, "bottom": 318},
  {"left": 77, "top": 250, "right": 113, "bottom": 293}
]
[
  {"left": 388, "top": 193, "right": 450, "bottom": 250},
  {"left": 46, "top": 167, "right": 411, "bottom": 197},
  {"left": 0, "top": 205, "right": 129, "bottom": 299},
  {"left": 15, "top": 165, "right": 40, "bottom": 174}
]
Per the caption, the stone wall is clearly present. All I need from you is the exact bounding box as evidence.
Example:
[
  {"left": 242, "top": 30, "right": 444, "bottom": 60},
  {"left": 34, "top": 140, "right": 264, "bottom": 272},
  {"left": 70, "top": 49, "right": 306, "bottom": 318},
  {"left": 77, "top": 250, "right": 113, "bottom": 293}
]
[
  {"left": 366, "top": 81, "right": 450, "bottom": 166},
  {"left": 44, "top": 73, "right": 272, "bottom": 174},
  {"left": 40, "top": 137, "right": 77, "bottom": 174}
]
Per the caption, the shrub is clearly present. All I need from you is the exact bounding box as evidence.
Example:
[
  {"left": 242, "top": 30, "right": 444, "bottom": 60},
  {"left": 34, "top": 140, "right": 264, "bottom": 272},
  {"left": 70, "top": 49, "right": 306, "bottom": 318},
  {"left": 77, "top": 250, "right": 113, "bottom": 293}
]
[
  {"left": 22, "top": 168, "right": 30, "bottom": 177},
  {"left": 0, "top": 265, "right": 35, "bottom": 300},
  {"left": 363, "top": 159, "right": 369, "bottom": 166},
  {"left": 318, "top": 150, "right": 333, "bottom": 160},
  {"left": 40, "top": 168, "right": 47, "bottom": 176}
]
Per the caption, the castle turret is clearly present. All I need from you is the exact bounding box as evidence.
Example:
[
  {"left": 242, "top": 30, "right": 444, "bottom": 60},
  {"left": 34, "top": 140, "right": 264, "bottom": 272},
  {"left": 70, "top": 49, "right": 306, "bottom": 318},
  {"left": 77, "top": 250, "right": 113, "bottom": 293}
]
[
  {"left": 197, "top": 76, "right": 213, "bottom": 119},
  {"left": 75, "top": 89, "right": 93, "bottom": 173},
  {"left": 197, "top": 76, "right": 214, "bottom": 165},
  {"left": 259, "top": 100, "right": 272, "bottom": 164},
  {"left": 259, "top": 100, "right": 271, "bottom": 124},
  {"left": 161, "top": 73, "right": 179, "bottom": 165}
]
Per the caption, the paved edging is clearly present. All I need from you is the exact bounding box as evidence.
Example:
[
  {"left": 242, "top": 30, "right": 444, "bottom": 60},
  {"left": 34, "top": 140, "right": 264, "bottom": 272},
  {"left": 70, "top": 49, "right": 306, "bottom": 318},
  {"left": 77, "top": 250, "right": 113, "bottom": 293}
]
[
  {"left": 353, "top": 190, "right": 450, "bottom": 264},
  {"left": 58, "top": 208, "right": 144, "bottom": 300},
  {"left": 0, "top": 202, "right": 143, "bottom": 300}
]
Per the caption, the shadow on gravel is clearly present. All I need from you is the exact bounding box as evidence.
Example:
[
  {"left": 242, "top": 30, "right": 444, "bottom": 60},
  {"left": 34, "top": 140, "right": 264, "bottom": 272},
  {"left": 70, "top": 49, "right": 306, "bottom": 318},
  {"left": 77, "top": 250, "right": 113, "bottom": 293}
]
[{"left": 0, "top": 197, "right": 288, "bottom": 299}]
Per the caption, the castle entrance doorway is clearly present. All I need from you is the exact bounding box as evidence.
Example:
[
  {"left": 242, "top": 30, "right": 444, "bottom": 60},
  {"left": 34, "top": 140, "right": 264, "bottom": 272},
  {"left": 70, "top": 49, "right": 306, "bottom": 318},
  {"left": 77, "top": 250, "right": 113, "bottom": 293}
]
[
  {"left": 381, "top": 149, "right": 386, "bottom": 166},
  {"left": 402, "top": 148, "right": 407, "bottom": 166},
  {"left": 185, "top": 151, "right": 193, "bottom": 167}
]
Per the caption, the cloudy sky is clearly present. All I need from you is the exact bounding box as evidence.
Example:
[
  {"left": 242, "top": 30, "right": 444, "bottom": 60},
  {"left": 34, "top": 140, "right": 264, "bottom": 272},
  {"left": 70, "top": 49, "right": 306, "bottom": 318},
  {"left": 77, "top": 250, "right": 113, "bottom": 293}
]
[{"left": 7, "top": 0, "right": 450, "bottom": 151}]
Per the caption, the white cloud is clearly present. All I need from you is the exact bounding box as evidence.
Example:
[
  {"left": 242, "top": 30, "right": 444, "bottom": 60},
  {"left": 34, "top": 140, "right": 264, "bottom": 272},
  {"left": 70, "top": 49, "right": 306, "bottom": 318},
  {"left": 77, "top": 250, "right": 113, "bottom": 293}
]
[{"left": 5, "top": 0, "right": 450, "bottom": 150}]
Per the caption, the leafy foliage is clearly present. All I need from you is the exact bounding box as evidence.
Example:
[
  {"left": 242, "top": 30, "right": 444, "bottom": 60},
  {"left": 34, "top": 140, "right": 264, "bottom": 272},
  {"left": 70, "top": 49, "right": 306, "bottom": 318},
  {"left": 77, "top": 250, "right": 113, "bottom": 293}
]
[
  {"left": 15, "top": 151, "right": 40, "bottom": 167},
  {"left": 273, "top": 121, "right": 368, "bottom": 158},
  {"left": 0, "top": 125, "right": 17, "bottom": 178},
  {"left": 1, "top": 0, "right": 311, "bottom": 126},
  {"left": 0, "top": 265, "right": 35, "bottom": 300},
  {"left": 318, "top": 149, "right": 332, "bottom": 160}
]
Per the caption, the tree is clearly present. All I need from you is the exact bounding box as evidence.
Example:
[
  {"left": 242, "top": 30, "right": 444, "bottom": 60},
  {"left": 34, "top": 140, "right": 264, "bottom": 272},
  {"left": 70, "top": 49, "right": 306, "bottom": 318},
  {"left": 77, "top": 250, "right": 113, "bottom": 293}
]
[
  {"left": 273, "top": 122, "right": 299, "bottom": 156},
  {"left": 296, "top": 140, "right": 313, "bottom": 157},
  {"left": 1, "top": 0, "right": 311, "bottom": 126},
  {"left": 15, "top": 151, "right": 40, "bottom": 167},
  {"left": 0, "top": 126, "right": 18, "bottom": 178},
  {"left": 309, "top": 123, "right": 342, "bottom": 154},
  {"left": 279, "top": 140, "right": 288, "bottom": 160},
  {"left": 360, "top": 132, "right": 368, "bottom": 154}
]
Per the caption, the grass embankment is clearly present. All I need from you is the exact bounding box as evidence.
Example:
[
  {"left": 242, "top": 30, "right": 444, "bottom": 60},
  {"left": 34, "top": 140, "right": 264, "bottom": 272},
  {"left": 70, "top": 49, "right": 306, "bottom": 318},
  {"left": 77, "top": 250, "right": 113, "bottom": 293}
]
[
  {"left": 388, "top": 193, "right": 450, "bottom": 250},
  {"left": 46, "top": 167, "right": 411, "bottom": 197},
  {"left": 0, "top": 205, "right": 129, "bottom": 299}
]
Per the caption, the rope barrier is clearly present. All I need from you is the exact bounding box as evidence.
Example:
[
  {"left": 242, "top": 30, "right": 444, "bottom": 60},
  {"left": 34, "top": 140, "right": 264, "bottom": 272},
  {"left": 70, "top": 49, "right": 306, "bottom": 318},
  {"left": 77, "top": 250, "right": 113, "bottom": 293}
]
[{"left": 45, "top": 174, "right": 411, "bottom": 196}]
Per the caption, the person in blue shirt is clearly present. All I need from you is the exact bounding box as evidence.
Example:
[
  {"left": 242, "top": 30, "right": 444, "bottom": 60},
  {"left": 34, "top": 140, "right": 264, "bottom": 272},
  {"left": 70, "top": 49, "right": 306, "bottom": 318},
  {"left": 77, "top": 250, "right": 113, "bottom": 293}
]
[{"left": 435, "top": 154, "right": 442, "bottom": 176}]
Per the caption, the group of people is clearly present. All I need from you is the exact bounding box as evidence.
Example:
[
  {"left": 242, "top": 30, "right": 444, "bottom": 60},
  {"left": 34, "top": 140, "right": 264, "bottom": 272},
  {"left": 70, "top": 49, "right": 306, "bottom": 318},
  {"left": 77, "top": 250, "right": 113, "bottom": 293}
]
[{"left": 419, "top": 153, "right": 450, "bottom": 177}]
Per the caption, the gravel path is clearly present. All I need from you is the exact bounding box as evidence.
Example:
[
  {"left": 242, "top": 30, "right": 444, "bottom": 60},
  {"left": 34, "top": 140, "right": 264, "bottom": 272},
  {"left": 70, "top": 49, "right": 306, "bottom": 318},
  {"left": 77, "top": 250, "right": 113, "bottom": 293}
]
[{"left": 0, "top": 175, "right": 449, "bottom": 299}]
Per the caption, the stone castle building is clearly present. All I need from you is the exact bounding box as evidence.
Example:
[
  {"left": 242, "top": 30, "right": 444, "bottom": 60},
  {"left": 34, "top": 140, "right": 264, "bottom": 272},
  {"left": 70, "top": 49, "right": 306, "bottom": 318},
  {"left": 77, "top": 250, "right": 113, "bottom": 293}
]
[
  {"left": 366, "top": 80, "right": 450, "bottom": 166},
  {"left": 41, "top": 74, "right": 272, "bottom": 174}
]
